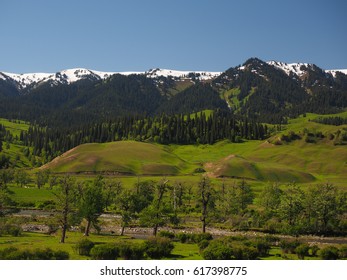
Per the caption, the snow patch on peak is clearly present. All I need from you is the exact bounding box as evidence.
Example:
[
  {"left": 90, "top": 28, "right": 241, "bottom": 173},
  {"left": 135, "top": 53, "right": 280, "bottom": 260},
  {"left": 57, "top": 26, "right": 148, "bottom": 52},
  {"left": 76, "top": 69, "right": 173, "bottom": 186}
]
[
  {"left": 326, "top": 69, "right": 347, "bottom": 78},
  {"left": 57, "top": 68, "right": 100, "bottom": 84},
  {"left": 267, "top": 61, "right": 347, "bottom": 79},
  {"left": 2, "top": 72, "right": 53, "bottom": 89},
  {"left": 267, "top": 61, "right": 312, "bottom": 76},
  {"left": 145, "top": 68, "right": 221, "bottom": 80},
  {"left": 1, "top": 67, "right": 222, "bottom": 91},
  {"left": 0, "top": 72, "right": 8, "bottom": 81}
]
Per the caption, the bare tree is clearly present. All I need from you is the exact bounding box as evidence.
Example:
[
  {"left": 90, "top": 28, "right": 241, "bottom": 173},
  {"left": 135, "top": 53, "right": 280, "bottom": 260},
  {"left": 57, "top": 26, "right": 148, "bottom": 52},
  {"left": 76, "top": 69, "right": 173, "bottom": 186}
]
[
  {"left": 54, "top": 176, "right": 78, "bottom": 243},
  {"left": 198, "top": 176, "right": 214, "bottom": 233}
]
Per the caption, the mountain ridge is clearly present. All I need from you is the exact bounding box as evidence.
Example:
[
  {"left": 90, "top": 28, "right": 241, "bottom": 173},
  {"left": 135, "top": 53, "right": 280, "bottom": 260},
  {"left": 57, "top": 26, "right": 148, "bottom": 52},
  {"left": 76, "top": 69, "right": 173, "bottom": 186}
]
[
  {"left": 1, "top": 60, "right": 346, "bottom": 93},
  {"left": 0, "top": 68, "right": 222, "bottom": 92},
  {"left": 1, "top": 57, "right": 347, "bottom": 126}
]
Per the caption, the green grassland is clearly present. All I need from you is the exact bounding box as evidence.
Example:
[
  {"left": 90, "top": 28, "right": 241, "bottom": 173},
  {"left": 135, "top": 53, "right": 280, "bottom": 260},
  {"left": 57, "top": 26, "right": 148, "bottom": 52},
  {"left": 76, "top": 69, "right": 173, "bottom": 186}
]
[
  {"left": 2, "top": 111, "right": 347, "bottom": 189},
  {"left": 0, "top": 118, "right": 29, "bottom": 138},
  {"left": 41, "top": 141, "right": 194, "bottom": 175},
  {"left": 0, "top": 118, "right": 34, "bottom": 168},
  {"left": 1, "top": 231, "right": 345, "bottom": 260},
  {"left": 37, "top": 112, "right": 347, "bottom": 187},
  {"left": 2, "top": 113, "right": 347, "bottom": 260}
]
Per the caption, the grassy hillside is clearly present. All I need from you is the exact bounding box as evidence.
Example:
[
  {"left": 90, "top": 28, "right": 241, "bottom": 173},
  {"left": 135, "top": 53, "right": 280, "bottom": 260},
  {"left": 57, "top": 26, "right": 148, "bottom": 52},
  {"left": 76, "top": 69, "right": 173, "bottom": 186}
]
[
  {"left": 41, "top": 141, "right": 194, "bottom": 175},
  {"left": 9, "top": 112, "right": 347, "bottom": 186},
  {"left": 172, "top": 112, "right": 347, "bottom": 185},
  {"left": 0, "top": 118, "right": 33, "bottom": 168}
]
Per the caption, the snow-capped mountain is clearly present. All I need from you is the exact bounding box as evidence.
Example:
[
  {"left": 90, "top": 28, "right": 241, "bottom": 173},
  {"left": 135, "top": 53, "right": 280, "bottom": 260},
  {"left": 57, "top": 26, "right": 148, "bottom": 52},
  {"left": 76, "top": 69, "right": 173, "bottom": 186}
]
[
  {"left": 267, "top": 61, "right": 313, "bottom": 76},
  {"left": 145, "top": 68, "right": 221, "bottom": 80},
  {"left": 326, "top": 69, "right": 347, "bottom": 78},
  {"left": 0, "top": 68, "right": 221, "bottom": 93},
  {"left": 267, "top": 60, "right": 347, "bottom": 78},
  {"left": 0, "top": 68, "right": 120, "bottom": 91},
  {"left": 0, "top": 60, "right": 345, "bottom": 95}
]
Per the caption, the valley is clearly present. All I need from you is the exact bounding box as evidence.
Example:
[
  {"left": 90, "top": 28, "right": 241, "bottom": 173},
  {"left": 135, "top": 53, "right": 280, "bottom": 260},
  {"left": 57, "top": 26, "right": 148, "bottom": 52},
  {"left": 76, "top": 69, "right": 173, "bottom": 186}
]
[{"left": 1, "top": 58, "right": 347, "bottom": 260}]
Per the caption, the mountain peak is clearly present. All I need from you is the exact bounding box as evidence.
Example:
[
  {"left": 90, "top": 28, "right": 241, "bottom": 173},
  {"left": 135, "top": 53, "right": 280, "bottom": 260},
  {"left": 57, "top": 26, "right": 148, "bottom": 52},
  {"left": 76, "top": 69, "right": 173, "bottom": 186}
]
[
  {"left": 145, "top": 68, "right": 221, "bottom": 80},
  {"left": 267, "top": 60, "right": 316, "bottom": 77}
]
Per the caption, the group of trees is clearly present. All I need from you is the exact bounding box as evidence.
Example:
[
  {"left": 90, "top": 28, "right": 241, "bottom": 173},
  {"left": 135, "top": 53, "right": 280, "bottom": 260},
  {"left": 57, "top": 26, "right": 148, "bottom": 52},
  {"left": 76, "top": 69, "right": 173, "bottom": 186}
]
[
  {"left": 45, "top": 176, "right": 347, "bottom": 243},
  {"left": 313, "top": 116, "right": 347, "bottom": 126},
  {"left": 1, "top": 166, "right": 346, "bottom": 238},
  {"left": 20, "top": 111, "right": 269, "bottom": 163},
  {"left": 257, "top": 183, "right": 347, "bottom": 235},
  {"left": 0, "top": 125, "right": 10, "bottom": 169}
]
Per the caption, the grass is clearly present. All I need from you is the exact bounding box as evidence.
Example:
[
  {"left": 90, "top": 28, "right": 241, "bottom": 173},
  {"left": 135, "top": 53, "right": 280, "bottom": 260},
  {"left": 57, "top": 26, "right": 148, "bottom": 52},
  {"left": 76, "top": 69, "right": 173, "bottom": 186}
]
[
  {"left": 9, "top": 186, "right": 56, "bottom": 205},
  {"left": 0, "top": 231, "right": 137, "bottom": 260},
  {"left": 0, "top": 118, "right": 34, "bottom": 168},
  {"left": 1, "top": 232, "right": 343, "bottom": 260},
  {"left": 39, "top": 122, "right": 347, "bottom": 186},
  {"left": 0, "top": 231, "right": 203, "bottom": 260},
  {"left": 41, "top": 141, "right": 197, "bottom": 175},
  {"left": 0, "top": 118, "right": 29, "bottom": 138}
]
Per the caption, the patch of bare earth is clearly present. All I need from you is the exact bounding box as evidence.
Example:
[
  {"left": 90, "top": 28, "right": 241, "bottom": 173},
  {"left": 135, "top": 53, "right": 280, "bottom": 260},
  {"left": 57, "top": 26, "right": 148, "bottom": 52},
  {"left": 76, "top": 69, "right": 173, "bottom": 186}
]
[
  {"left": 204, "top": 154, "right": 236, "bottom": 178},
  {"left": 40, "top": 147, "right": 79, "bottom": 170}
]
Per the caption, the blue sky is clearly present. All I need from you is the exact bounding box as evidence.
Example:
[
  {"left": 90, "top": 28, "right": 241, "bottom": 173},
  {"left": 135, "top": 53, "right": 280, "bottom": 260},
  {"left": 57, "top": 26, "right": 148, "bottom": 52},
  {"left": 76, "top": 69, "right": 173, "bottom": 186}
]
[{"left": 1, "top": 0, "right": 346, "bottom": 73}]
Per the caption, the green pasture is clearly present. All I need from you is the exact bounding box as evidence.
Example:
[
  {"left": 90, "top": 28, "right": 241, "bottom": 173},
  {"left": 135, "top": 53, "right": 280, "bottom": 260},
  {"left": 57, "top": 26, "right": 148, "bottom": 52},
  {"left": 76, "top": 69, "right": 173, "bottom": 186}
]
[
  {"left": 41, "top": 141, "right": 196, "bottom": 175},
  {"left": 0, "top": 118, "right": 29, "bottom": 137}
]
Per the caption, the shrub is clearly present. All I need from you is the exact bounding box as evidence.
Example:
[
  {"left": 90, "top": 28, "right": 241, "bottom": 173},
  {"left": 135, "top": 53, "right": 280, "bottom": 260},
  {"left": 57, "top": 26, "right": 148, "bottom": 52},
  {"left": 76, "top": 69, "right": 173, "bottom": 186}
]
[
  {"left": 310, "top": 245, "right": 319, "bottom": 257},
  {"left": 176, "top": 232, "right": 189, "bottom": 243},
  {"left": 263, "top": 235, "right": 280, "bottom": 244},
  {"left": 90, "top": 244, "right": 119, "bottom": 260},
  {"left": 232, "top": 245, "right": 259, "bottom": 260},
  {"left": 296, "top": 244, "right": 310, "bottom": 260},
  {"left": 54, "top": 250, "right": 70, "bottom": 260},
  {"left": 0, "top": 247, "right": 20, "bottom": 259},
  {"left": 123, "top": 243, "right": 146, "bottom": 260},
  {"left": 0, "top": 247, "right": 69, "bottom": 260},
  {"left": 31, "top": 248, "right": 54, "bottom": 260},
  {"left": 158, "top": 230, "right": 175, "bottom": 239},
  {"left": 2, "top": 224, "right": 22, "bottom": 237},
  {"left": 203, "top": 241, "right": 233, "bottom": 260},
  {"left": 74, "top": 239, "right": 95, "bottom": 256},
  {"left": 242, "top": 246, "right": 259, "bottom": 260},
  {"left": 279, "top": 240, "right": 301, "bottom": 254},
  {"left": 202, "top": 239, "right": 260, "bottom": 260},
  {"left": 338, "top": 246, "right": 347, "bottom": 259},
  {"left": 144, "top": 237, "right": 174, "bottom": 259},
  {"left": 319, "top": 246, "right": 339, "bottom": 260},
  {"left": 198, "top": 240, "right": 210, "bottom": 251},
  {"left": 192, "top": 233, "right": 213, "bottom": 243},
  {"left": 194, "top": 168, "right": 206, "bottom": 173},
  {"left": 254, "top": 239, "right": 271, "bottom": 257}
]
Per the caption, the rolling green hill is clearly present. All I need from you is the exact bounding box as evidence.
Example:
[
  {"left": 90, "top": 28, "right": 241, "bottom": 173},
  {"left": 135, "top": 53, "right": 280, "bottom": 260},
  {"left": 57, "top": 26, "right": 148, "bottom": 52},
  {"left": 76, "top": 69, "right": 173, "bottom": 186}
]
[
  {"left": 5, "top": 112, "right": 347, "bottom": 186},
  {"left": 41, "top": 141, "right": 194, "bottom": 175}
]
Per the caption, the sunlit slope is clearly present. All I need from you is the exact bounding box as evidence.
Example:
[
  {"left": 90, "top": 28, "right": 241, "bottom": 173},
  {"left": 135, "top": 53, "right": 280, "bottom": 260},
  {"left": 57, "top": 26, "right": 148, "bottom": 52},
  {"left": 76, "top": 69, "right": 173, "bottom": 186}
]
[
  {"left": 42, "top": 141, "right": 192, "bottom": 175},
  {"left": 41, "top": 113, "right": 347, "bottom": 184},
  {"left": 173, "top": 113, "right": 347, "bottom": 183}
]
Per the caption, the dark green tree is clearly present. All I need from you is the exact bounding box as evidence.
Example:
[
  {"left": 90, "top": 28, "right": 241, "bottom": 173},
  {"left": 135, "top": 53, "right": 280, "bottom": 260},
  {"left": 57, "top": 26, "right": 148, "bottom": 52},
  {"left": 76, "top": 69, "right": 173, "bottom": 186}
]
[
  {"left": 279, "top": 183, "right": 304, "bottom": 229},
  {"left": 78, "top": 176, "right": 105, "bottom": 236},
  {"left": 118, "top": 189, "right": 137, "bottom": 236},
  {"left": 14, "top": 169, "right": 30, "bottom": 188},
  {"left": 35, "top": 170, "right": 50, "bottom": 189},
  {"left": 102, "top": 179, "right": 122, "bottom": 211},
  {"left": 54, "top": 176, "right": 79, "bottom": 243},
  {"left": 139, "top": 179, "right": 172, "bottom": 236}
]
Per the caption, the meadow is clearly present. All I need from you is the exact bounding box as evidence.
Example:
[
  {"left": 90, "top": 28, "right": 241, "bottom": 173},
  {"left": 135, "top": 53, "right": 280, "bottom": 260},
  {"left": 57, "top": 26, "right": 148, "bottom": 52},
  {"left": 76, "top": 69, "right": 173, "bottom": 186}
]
[{"left": 1, "top": 113, "right": 347, "bottom": 260}]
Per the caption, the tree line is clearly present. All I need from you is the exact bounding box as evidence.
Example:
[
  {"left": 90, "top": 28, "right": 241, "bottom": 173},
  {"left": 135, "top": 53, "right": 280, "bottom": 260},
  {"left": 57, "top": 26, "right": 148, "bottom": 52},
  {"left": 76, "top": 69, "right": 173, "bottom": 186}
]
[
  {"left": 312, "top": 116, "right": 347, "bottom": 126},
  {"left": 2, "top": 172, "right": 345, "bottom": 242},
  {"left": 20, "top": 110, "right": 269, "bottom": 163},
  {"left": 46, "top": 177, "right": 347, "bottom": 240}
]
